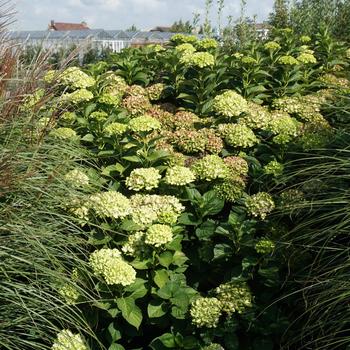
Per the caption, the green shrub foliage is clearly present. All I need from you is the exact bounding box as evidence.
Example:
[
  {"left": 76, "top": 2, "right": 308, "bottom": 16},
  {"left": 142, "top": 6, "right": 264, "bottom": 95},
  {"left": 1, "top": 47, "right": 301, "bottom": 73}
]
[{"left": 31, "top": 30, "right": 350, "bottom": 349}]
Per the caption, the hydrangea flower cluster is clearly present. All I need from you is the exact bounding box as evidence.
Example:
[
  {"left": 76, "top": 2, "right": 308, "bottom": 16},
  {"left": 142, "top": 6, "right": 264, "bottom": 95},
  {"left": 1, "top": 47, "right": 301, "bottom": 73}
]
[
  {"left": 267, "top": 111, "right": 301, "bottom": 144},
  {"left": 241, "top": 56, "right": 257, "bottom": 64},
  {"left": 125, "top": 167, "right": 161, "bottom": 191},
  {"left": 171, "top": 34, "right": 198, "bottom": 44},
  {"left": 196, "top": 38, "right": 218, "bottom": 49},
  {"left": 61, "top": 89, "right": 94, "bottom": 104},
  {"left": 300, "top": 35, "right": 311, "bottom": 43},
  {"left": 58, "top": 283, "right": 80, "bottom": 305},
  {"left": 223, "top": 156, "right": 249, "bottom": 177},
  {"left": 22, "top": 88, "right": 45, "bottom": 110},
  {"left": 320, "top": 74, "right": 350, "bottom": 89},
  {"left": 191, "top": 155, "right": 229, "bottom": 181},
  {"left": 122, "top": 95, "right": 152, "bottom": 115},
  {"left": 122, "top": 231, "right": 146, "bottom": 256},
  {"left": 90, "top": 111, "right": 109, "bottom": 122},
  {"left": 238, "top": 102, "right": 272, "bottom": 129},
  {"left": 145, "top": 224, "right": 173, "bottom": 247},
  {"left": 164, "top": 166, "right": 195, "bottom": 186},
  {"left": 130, "top": 194, "right": 184, "bottom": 227},
  {"left": 175, "top": 43, "right": 196, "bottom": 54},
  {"left": 128, "top": 115, "right": 161, "bottom": 132},
  {"left": 126, "top": 85, "right": 147, "bottom": 97},
  {"left": 218, "top": 124, "right": 259, "bottom": 148},
  {"left": 264, "top": 160, "right": 284, "bottom": 177},
  {"left": 255, "top": 238, "right": 276, "bottom": 254},
  {"left": 52, "top": 329, "right": 88, "bottom": 350},
  {"left": 147, "top": 83, "right": 165, "bottom": 101},
  {"left": 264, "top": 41, "right": 281, "bottom": 51},
  {"left": 213, "top": 90, "right": 248, "bottom": 118},
  {"left": 58, "top": 67, "right": 95, "bottom": 89},
  {"left": 98, "top": 93, "right": 121, "bottom": 107},
  {"left": 60, "top": 111, "right": 77, "bottom": 123},
  {"left": 103, "top": 73, "right": 128, "bottom": 95},
  {"left": 278, "top": 55, "right": 299, "bottom": 65},
  {"left": 297, "top": 52, "right": 317, "bottom": 64},
  {"left": 245, "top": 192, "right": 275, "bottom": 220},
  {"left": 190, "top": 297, "right": 223, "bottom": 328},
  {"left": 64, "top": 169, "right": 89, "bottom": 187},
  {"left": 279, "top": 189, "right": 305, "bottom": 209},
  {"left": 171, "top": 129, "right": 207, "bottom": 154},
  {"left": 214, "top": 180, "right": 244, "bottom": 202},
  {"left": 89, "top": 191, "right": 131, "bottom": 219},
  {"left": 50, "top": 127, "right": 79, "bottom": 141},
  {"left": 104, "top": 122, "right": 128, "bottom": 137},
  {"left": 202, "top": 344, "right": 225, "bottom": 350},
  {"left": 180, "top": 52, "right": 215, "bottom": 68},
  {"left": 215, "top": 281, "right": 253, "bottom": 314},
  {"left": 89, "top": 248, "right": 136, "bottom": 286},
  {"left": 170, "top": 111, "right": 200, "bottom": 129},
  {"left": 272, "top": 95, "right": 325, "bottom": 123}
]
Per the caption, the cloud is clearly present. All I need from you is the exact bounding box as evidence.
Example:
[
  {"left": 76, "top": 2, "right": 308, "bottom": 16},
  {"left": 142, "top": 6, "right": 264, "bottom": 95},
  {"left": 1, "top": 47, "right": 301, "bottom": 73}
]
[{"left": 12, "top": 0, "right": 274, "bottom": 31}]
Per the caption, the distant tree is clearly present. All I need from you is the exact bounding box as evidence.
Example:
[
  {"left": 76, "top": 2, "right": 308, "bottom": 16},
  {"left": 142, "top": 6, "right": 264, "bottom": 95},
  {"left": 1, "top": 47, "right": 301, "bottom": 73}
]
[
  {"left": 126, "top": 24, "right": 139, "bottom": 32},
  {"left": 170, "top": 19, "right": 193, "bottom": 33},
  {"left": 269, "top": 0, "right": 290, "bottom": 28}
]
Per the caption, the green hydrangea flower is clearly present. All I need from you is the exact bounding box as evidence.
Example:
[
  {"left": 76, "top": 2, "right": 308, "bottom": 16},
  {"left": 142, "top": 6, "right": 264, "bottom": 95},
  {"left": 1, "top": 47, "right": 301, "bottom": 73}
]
[
  {"left": 300, "top": 35, "right": 311, "bottom": 43},
  {"left": 213, "top": 90, "right": 248, "bottom": 117},
  {"left": 64, "top": 169, "right": 89, "bottom": 187},
  {"left": 202, "top": 344, "right": 224, "bottom": 350},
  {"left": 89, "top": 248, "right": 136, "bottom": 286},
  {"left": 190, "top": 297, "right": 223, "bottom": 328},
  {"left": 223, "top": 156, "right": 249, "bottom": 176},
  {"left": 164, "top": 166, "right": 195, "bottom": 186},
  {"left": 241, "top": 56, "right": 257, "bottom": 64},
  {"left": 61, "top": 89, "right": 94, "bottom": 104},
  {"left": 125, "top": 167, "right": 161, "bottom": 191},
  {"left": 60, "top": 111, "right": 77, "bottom": 123},
  {"left": 264, "top": 41, "right": 281, "bottom": 51},
  {"left": 180, "top": 52, "right": 215, "bottom": 68},
  {"left": 297, "top": 52, "right": 317, "bottom": 64},
  {"left": 89, "top": 191, "right": 131, "bottom": 219},
  {"left": 264, "top": 160, "right": 284, "bottom": 177},
  {"left": 175, "top": 43, "right": 196, "bottom": 54},
  {"left": 214, "top": 180, "right": 245, "bottom": 202},
  {"left": 267, "top": 111, "right": 301, "bottom": 144},
  {"left": 147, "top": 83, "right": 165, "bottom": 101},
  {"left": 52, "top": 329, "right": 89, "bottom": 350},
  {"left": 215, "top": 281, "right": 253, "bottom": 314},
  {"left": 238, "top": 102, "right": 272, "bottom": 129},
  {"left": 196, "top": 38, "right": 218, "bottom": 50},
  {"left": 58, "top": 283, "right": 80, "bottom": 305},
  {"left": 278, "top": 55, "right": 299, "bottom": 65},
  {"left": 245, "top": 192, "right": 275, "bottom": 220},
  {"left": 130, "top": 194, "right": 184, "bottom": 227},
  {"left": 171, "top": 34, "right": 198, "bottom": 44},
  {"left": 218, "top": 123, "right": 259, "bottom": 148},
  {"left": 103, "top": 122, "right": 128, "bottom": 137},
  {"left": 145, "top": 224, "right": 173, "bottom": 247},
  {"left": 255, "top": 238, "right": 275, "bottom": 254},
  {"left": 122, "top": 231, "right": 146, "bottom": 256},
  {"left": 191, "top": 155, "right": 229, "bottom": 181},
  {"left": 128, "top": 115, "right": 161, "bottom": 132},
  {"left": 50, "top": 127, "right": 79, "bottom": 141},
  {"left": 59, "top": 67, "right": 95, "bottom": 89},
  {"left": 98, "top": 93, "right": 121, "bottom": 106}
]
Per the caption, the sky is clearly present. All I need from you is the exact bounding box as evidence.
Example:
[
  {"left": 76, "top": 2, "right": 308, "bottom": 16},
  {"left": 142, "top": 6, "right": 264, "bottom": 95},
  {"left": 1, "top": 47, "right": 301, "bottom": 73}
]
[{"left": 11, "top": 0, "right": 274, "bottom": 31}]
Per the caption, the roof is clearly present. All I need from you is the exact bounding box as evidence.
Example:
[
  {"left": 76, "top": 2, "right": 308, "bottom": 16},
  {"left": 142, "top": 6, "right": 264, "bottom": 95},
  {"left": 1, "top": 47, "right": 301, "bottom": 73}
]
[
  {"left": 255, "top": 23, "right": 272, "bottom": 30},
  {"left": 8, "top": 29, "right": 113, "bottom": 41},
  {"left": 150, "top": 26, "right": 172, "bottom": 32},
  {"left": 49, "top": 21, "right": 89, "bottom": 31}
]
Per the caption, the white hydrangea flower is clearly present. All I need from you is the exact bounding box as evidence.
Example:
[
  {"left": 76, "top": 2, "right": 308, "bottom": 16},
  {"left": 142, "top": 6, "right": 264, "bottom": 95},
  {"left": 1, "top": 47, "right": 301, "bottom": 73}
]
[
  {"left": 125, "top": 168, "right": 161, "bottom": 191},
  {"left": 145, "top": 224, "right": 173, "bottom": 247},
  {"left": 89, "top": 248, "right": 136, "bottom": 286},
  {"left": 52, "top": 329, "right": 88, "bottom": 350},
  {"left": 164, "top": 166, "right": 195, "bottom": 186},
  {"left": 89, "top": 191, "right": 131, "bottom": 219},
  {"left": 190, "top": 297, "right": 222, "bottom": 328},
  {"left": 64, "top": 169, "right": 89, "bottom": 187}
]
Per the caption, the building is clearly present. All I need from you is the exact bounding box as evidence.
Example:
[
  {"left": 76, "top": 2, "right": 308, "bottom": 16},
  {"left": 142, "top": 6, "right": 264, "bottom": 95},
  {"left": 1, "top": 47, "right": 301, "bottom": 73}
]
[
  {"left": 255, "top": 23, "right": 271, "bottom": 39},
  {"left": 48, "top": 20, "right": 89, "bottom": 31}
]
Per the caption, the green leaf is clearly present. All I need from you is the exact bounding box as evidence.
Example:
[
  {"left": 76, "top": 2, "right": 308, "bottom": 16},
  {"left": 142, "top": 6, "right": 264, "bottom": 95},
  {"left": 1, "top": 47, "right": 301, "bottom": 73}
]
[
  {"left": 124, "top": 278, "right": 148, "bottom": 299},
  {"left": 108, "top": 344, "right": 125, "bottom": 350},
  {"left": 122, "top": 155, "right": 142, "bottom": 162},
  {"left": 195, "top": 220, "right": 216, "bottom": 240},
  {"left": 157, "top": 281, "right": 179, "bottom": 300},
  {"left": 107, "top": 322, "right": 122, "bottom": 342},
  {"left": 116, "top": 297, "right": 143, "bottom": 329},
  {"left": 213, "top": 243, "right": 232, "bottom": 260},
  {"left": 172, "top": 251, "right": 188, "bottom": 267},
  {"left": 157, "top": 333, "right": 176, "bottom": 347},
  {"left": 200, "top": 191, "right": 225, "bottom": 217},
  {"left": 158, "top": 251, "right": 173, "bottom": 268},
  {"left": 154, "top": 269, "right": 169, "bottom": 288},
  {"left": 84, "top": 103, "right": 97, "bottom": 117},
  {"left": 81, "top": 133, "right": 94, "bottom": 142},
  {"left": 147, "top": 301, "right": 167, "bottom": 318}
]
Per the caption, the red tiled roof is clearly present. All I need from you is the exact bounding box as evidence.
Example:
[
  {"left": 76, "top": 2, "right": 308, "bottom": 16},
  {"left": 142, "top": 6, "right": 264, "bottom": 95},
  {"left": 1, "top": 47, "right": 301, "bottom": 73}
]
[{"left": 48, "top": 21, "right": 89, "bottom": 31}]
